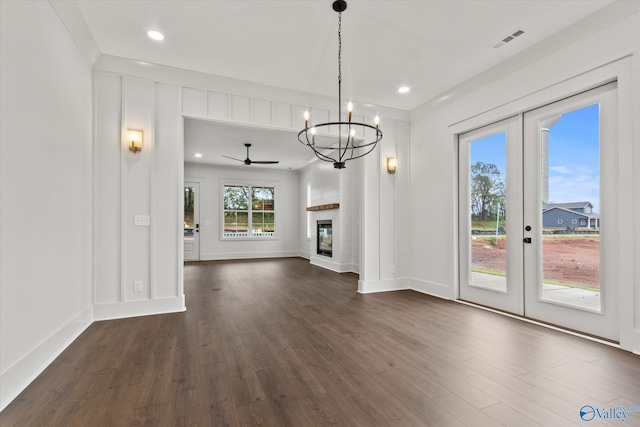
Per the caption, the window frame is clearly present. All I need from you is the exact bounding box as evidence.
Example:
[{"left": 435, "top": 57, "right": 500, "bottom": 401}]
[{"left": 221, "top": 182, "right": 278, "bottom": 240}]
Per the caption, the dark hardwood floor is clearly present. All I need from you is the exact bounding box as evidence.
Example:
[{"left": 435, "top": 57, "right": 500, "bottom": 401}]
[{"left": 2, "top": 257, "right": 639, "bottom": 426}]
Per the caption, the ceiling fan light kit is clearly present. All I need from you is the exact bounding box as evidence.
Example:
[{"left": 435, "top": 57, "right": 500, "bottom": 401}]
[
  {"left": 222, "top": 143, "right": 279, "bottom": 166},
  {"left": 298, "top": 0, "right": 383, "bottom": 170}
]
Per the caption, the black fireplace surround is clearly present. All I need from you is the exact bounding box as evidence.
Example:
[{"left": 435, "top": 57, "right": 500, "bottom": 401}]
[{"left": 317, "top": 220, "right": 332, "bottom": 257}]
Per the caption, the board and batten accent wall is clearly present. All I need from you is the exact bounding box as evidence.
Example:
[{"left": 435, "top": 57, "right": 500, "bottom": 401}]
[
  {"left": 94, "top": 73, "right": 184, "bottom": 320},
  {"left": 184, "top": 87, "right": 309, "bottom": 130},
  {"left": 93, "top": 55, "right": 411, "bottom": 320}
]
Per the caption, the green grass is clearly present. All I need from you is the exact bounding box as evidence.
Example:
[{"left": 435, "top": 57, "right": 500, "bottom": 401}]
[
  {"left": 473, "top": 235, "right": 506, "bottom": 241},
  {"left": 542, "top": 233, "right": 600, "bottom": 241},
  {"left": 472, "top": 234, "right": 598, "bottom": 243},
  {"left": 471, "top": 219, "right": 506, "bottom": 230}
]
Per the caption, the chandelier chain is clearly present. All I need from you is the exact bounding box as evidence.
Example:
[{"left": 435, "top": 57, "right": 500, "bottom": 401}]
[
  {"left": 297, "top": 1, "right": 382, "bottom": 170},
  {"left": 338, "top": 12, "right": 342, "bottom": 84}
]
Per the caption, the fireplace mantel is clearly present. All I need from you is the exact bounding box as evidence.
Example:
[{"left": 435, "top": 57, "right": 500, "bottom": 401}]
[{"left": 306, "top": 203, "right": 339, "bottom": 212}]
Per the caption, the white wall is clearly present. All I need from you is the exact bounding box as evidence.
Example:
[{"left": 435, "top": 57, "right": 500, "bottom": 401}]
[
  {"left": 184, "top": 163, "right": 300, "bottom": 260},
  {"left": 299, "top": 159, "right": 356, "bottom": 273},
  {"left": 297, "top": 143, "right": 411, "bottom": 278},
  {"left": 0, "top": 1, "right": 93, "bottom": 410},
  {"left": 408, "top": 2, "right": 640, "bottom": 352}
]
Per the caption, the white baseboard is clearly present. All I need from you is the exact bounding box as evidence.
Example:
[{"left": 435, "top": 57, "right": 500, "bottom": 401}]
[
  {"left": 0, "top": 305, "right": 93, "bottom": 411},
  {"left": 358, "top": 278, "right": 410, "bottom": 294},
  {"left": 357, "top": 277, "right": 452, "bottom": 299},
  {"left": 409, "top": 278, "right": 453, "bottom": 300},
  {"left": 351, "top": 263, "right": 360, "bottom": 274},
  {"left": 201, "top": 251, "right": 300, "bottom": 261},
  {"left": 310, "top": 256, "right": 353, "bottom": 273},
  {"left": 93, "top": 295, "right": 185, "bottom": 321}
]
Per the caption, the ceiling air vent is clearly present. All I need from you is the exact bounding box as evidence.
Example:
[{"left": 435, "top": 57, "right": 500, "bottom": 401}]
[{"left": 492, "top": 28, "right": 526, "bottom": 49}]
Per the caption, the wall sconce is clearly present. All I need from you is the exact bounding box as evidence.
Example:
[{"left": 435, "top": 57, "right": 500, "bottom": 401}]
[
  {"left": 127, "top": 130, "right": 143, "bottom": 152},
  {"left": 387, "top": 157, "right": 397, "bottom": 174}
]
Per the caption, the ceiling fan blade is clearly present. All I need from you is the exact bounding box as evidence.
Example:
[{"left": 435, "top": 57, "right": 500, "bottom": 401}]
[
  {"left": 222, "top": 155, "right": 244, "bottom": 162},
  {"left": 225, "top": 145, "right": 279, "bottom": 165}
]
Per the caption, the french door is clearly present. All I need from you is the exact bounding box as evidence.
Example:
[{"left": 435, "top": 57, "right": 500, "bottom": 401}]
[
  {"left": 459, "top": 83, "right": 619, "bottom": 341},
  {"left": 459, "top": 116, "right": 523, "bottom": 314},
  {"left": 184, "top": 181, "right": 200, "bottom": 261}
]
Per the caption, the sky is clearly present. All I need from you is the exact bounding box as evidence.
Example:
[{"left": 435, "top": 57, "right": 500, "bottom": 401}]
[
  {"left": 470, "top": 103, "right": 600, "bottom": 213},
  {"left": 547, "top": 103, "right": 600, "bottom": 213}
]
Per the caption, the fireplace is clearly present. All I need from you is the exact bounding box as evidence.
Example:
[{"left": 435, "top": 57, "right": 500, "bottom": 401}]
[{"left": 317, "top": 220, "right": 332, "bottom": 257}]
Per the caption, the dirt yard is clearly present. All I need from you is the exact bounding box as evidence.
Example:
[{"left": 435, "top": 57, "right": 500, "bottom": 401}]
[{"left": 472, "top": 236, "right": 600, "bottom": 289}]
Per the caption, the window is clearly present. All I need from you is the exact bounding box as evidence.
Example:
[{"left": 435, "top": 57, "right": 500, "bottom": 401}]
[
  {"left": 580, "top": 218, "right": 588, "bottom": 226},
  {"left": 557, "top": 219, "right": 563, "bottom": 224},
  {"left": 572, "top": 219, "right": 578, "bottom": 224},
  {"left": 223, "top": 185, "right": 275, "bottom": 238}
]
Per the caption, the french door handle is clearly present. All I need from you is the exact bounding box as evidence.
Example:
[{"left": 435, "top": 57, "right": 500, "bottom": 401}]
[{"left": 523, "top": 237, "right": 532, "bottom": 244}]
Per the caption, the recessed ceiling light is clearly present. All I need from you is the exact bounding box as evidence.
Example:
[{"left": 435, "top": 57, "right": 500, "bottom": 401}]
[
  {"left": 398, "top": 86, "right": 410, "bottom": 94},
  {"left": 147, "top": 30, "right": 164, "bottom": 41},
  {"left": 194, "top": 153, "right": 202, "bottom": 158}
]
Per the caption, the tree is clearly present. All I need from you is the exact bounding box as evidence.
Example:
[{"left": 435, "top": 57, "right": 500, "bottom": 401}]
[
  {"left": 470, "top": 161, "right": 505, "bottom": 221},
  {"left": 184, "top": 187, "right": 195, "bottom": 226},
  {"left": 184, "top": 188, "right": 194, "bottom": 211},
  {"left": 223, "top": 186, "right": 249, "bottom": 210}
]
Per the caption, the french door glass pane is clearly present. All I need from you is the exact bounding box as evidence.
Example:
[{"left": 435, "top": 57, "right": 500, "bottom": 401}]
[
  {"left": 470, "top": 132, "right": 507, "bottom": 292},
  {"left": 184, "top": 186, "right": 195, "bottom": 240},
  {"left": 540, "top": 103, "right": 601, "bottom": 310}
]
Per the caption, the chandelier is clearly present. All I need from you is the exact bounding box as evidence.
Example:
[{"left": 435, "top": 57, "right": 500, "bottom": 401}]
[{"left": 298, "top": 0, "right": 382, "bottom": 169}]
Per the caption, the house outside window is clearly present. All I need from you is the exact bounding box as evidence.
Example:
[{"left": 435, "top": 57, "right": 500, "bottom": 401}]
[{"left": 223, "top": 185, "right": 275, "bottom": 238}]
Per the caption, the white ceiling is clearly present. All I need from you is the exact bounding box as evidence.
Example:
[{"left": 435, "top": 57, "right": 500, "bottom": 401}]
[
  {"left": 73, "top": 0, "right": 614, "bottom": 170},
  {"left": 184, "top": 118, "right": 333, "bottom": 170}
]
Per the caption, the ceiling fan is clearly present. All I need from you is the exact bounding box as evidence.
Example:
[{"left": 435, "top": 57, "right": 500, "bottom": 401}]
[{"left": 222, "top": 143, "right": 279, "bottom": 166}]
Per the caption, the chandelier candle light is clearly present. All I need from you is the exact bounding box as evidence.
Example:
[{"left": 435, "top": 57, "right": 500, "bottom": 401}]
[{"left": 298, "top": 0, "right": 382, "bottom": 169}]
